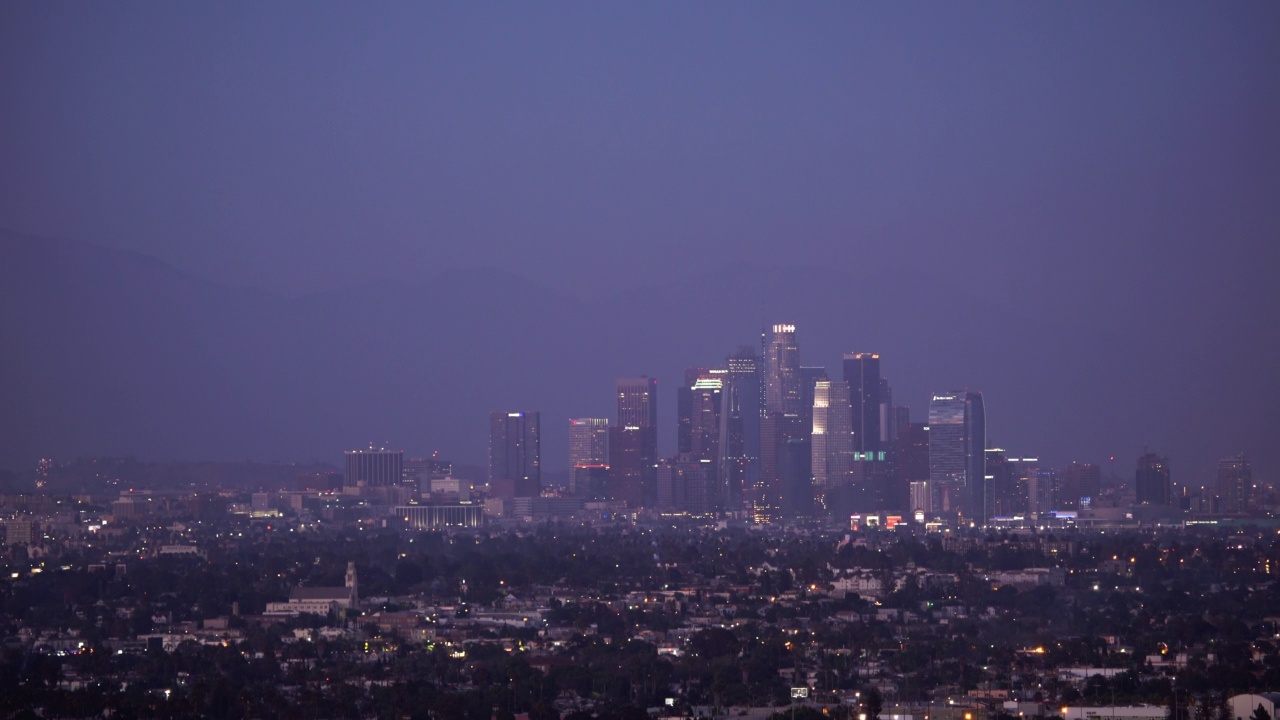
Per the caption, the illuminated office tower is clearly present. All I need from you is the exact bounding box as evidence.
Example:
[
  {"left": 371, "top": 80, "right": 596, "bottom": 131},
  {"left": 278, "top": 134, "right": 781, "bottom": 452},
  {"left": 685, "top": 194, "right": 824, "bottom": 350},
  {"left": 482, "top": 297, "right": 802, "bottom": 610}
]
[
  {"left": 344, "top": 446, "right": 404, "bottom": 488},
  {"left": 762, "top": 324, "right": 801, "bottom": 415},
  {"left": 1217, "top": 453, "right": 1252, "bottom": 515},
  {"left": 758, "top": 324, "right": 801, "bottom": 522},
  {"left": 799, "top": 366, "right": 827, "bottom": 436},
  {"left": 677, "top": 367, "right": 709, "bottom": 455},
  {"left": 617, "top": 376, "right": 658, "bottom": 429},
  {"left": 843, "top": 353, "right": 882, "bottom": 453},
  {"left": 689, "top": 374, "right": 724, "bottom": 460},
  {"left": 489, "top": 411, "right": 541, "bottom": 498},
  {"left": 927, "top": 391, "right": 987, "bottom": 522},
  {"left": 1135, "top": 452, "right": 1170, "bottom": 506},
  {"left": 811, "top": 380, "right": 854, "bottom": 517},
  {"left": 612, "top": 377, "right": 658, "bottom": 507},
  {"left": 569, "top": 418, "right": 610, "bottom": 498}
]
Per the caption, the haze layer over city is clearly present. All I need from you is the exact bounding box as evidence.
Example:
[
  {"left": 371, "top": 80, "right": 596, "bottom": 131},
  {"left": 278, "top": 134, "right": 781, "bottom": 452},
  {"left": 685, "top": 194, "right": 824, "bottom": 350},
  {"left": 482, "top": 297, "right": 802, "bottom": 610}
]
[
  {"left": 6, "top": 6, "right": 1280, "bottom": 720},
  {"left": 2, "top": 3, "right": 1278, "bottom": 487}
]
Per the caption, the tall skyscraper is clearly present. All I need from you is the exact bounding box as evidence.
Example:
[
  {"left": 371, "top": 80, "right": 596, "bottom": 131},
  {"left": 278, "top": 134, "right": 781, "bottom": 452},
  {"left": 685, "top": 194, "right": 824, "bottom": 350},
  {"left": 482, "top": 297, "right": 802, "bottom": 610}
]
[
  {"left": 677, "top": 367, "right": 709, "bottom": 455},
  {"left": 1216, "top": 453, "right": 1251, "bottom": 514},
  {"left": 723, "top": 348, "right": 760, "bottom": 510},
  {"left": 762, "top": 324, "right": 801, "bottom": 415},
  {"left": 689, "top": 374, "right": 725, "bottom": 460},
  {"left": 843, "top": 353, "right": 882, "bottom": 453},
  {"left": 812, "top": 379, "right": 853, "bottom": 517},
  {"left": 344, "top": 446, "right": 404, "bottom": 488},
  {"left": 878, "top": 378, "right": 898, "bottom": 445},
  {"left": 779, "top": 436, "right": 813, "bottom": 518},
  {"left": 617, "top": 376, "right": 658, "bottom": 429},
  {"left": 798, "top": 366, "right": 828, "bottom": 437},
  {"left": 984, "top": 449, "right": 1012, "bottom": 517},
  {"left": 608, "top": 426, "right": 644, "bottom": 506},
  {"left": 928, "top": 391, "right": 987, "bottom": 523},
  {"left": 1134, "top": 452, "right": 1170, "bottom": 506},
  {"left": 896, "top": 423, "right": 930, "bottom": 490},
  {"left": 489, "top": 411, "right": 541, "bottom": 498},
  {"left": 758, "top": 324, "right": 801, "bottom": 523},
  {"left": 613, "top": 377, "right": 658, "bottom": 507},
  {"left": 569, "top": 418, "right": 610, "bottom": 498}
]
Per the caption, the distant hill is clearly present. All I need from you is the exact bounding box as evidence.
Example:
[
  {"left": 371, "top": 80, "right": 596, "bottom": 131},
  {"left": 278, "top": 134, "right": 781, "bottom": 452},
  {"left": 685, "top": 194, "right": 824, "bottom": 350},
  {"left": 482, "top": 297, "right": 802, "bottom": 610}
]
[{"left": 1, "top": 229, "right": 1270, "bottom": 485}]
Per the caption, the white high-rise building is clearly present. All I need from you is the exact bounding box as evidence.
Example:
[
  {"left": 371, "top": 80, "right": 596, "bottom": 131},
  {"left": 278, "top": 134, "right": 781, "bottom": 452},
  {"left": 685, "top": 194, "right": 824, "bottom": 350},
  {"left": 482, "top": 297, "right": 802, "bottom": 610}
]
[{"left": 812, "top": 379, "right": 854, "bottom": 516}]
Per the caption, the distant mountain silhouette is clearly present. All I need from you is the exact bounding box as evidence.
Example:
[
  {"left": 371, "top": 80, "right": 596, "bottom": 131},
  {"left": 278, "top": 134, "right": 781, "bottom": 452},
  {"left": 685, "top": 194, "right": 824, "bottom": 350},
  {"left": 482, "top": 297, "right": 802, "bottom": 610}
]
[
  {"left": 0, "top": 229, "right": 943, "bottom": 474},
  {"left": 2, "top": 228, "right": 1268, "bottom": 485}
]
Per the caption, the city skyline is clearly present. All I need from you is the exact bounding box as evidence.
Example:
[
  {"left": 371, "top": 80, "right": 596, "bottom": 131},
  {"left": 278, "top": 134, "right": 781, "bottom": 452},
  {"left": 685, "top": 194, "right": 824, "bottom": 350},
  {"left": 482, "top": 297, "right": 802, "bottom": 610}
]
[
  {"left": 434, "top": 330, "right": 1262, "bottom": 522},
  {"left": 2, "top": 4, "right": 1280, "bottom": 715},
  {"left": 2, "top": 3, "right": 1277, "bottom": 491}
]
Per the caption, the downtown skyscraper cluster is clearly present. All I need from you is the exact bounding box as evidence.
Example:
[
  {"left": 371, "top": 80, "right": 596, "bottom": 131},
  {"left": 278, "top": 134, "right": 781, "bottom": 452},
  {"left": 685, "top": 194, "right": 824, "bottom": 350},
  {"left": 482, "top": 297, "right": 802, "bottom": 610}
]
[
  {"left": 482, "top": 323, "right": 1256, "bottom": 525},
  {"left": 488, "top": 323, "right": 995, "bottom": 525}
]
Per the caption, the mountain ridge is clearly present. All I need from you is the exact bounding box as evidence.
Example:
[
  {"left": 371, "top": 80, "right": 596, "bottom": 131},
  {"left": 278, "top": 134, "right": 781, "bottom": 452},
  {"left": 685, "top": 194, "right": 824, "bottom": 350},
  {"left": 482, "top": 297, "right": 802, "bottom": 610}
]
[{"left": 1, "top": 230, "right": 1269, "bottom": 486}]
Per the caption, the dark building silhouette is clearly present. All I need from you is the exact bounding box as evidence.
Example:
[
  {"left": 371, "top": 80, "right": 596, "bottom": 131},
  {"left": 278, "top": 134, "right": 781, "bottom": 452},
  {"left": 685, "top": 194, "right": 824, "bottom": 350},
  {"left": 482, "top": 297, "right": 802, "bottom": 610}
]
[
  {"left": 1062, "top": 462, "right": 1101, "bottom": 509},
  {"left": 1217, "top": 453, "right": 1252, "bottom": 514},
  {"left": 657, "top": 455, "right": 716, "bottom": 514},
  {"left": 897, "top": 422, "right": 930, "bottom": 488},
  {"left": 850, "top": 456, "right": 896, "bottom": 512},
  {"left": 879, "top": 378, "right": 898, "bottom": 445},
  {"left": 296, "top": 470, "right": 343, "bottom": 492},
  {"left": 609, "top": 425, "right": 645, "bottom": 506},
  {"left": 1135, "top": 451, "right": 1170, "bottom": 506},
  {"left": 928, "top": 391, "right": 986, "bottom": 522},
  {"left": 613, "top": 377, "right": 658, "bottom": 507},
  {"left": 985, "top": 449, "right": 1014, "bottom": 517},
  {"left": 488, "top": 411, "right": 540, "bottom": 498},
  {"left": 779, "top": 436, "right": 813, "bottom": 518},
  {"left": 403, "top": 453, "right": 451, "bottom": 492},
  {"left": 843, "top": 353, "right": 882, "bottom": 453},
  {"left": 719, "top": 349, "right": 758, "bottom": 510},
  {"left": 344, "top": 446, "right": 404, "bottom": 488}
]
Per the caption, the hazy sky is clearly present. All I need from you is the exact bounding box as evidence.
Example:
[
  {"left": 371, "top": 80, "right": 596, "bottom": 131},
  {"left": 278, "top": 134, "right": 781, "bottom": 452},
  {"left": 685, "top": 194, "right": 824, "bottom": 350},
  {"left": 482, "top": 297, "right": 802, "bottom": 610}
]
[
  {"left": 4, "top": 3, "right": 1277, "bottom": 294},
  {"left": 2, "top": 3, "right": 1278, "bottom": 482}
]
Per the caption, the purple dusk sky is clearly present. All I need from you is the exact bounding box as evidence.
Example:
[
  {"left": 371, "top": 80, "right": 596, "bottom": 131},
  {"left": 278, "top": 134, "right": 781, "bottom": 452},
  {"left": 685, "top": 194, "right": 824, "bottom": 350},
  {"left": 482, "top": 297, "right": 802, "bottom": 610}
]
[{"left": 1, "top": 2, "right": 1278, "bottom": 484}]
